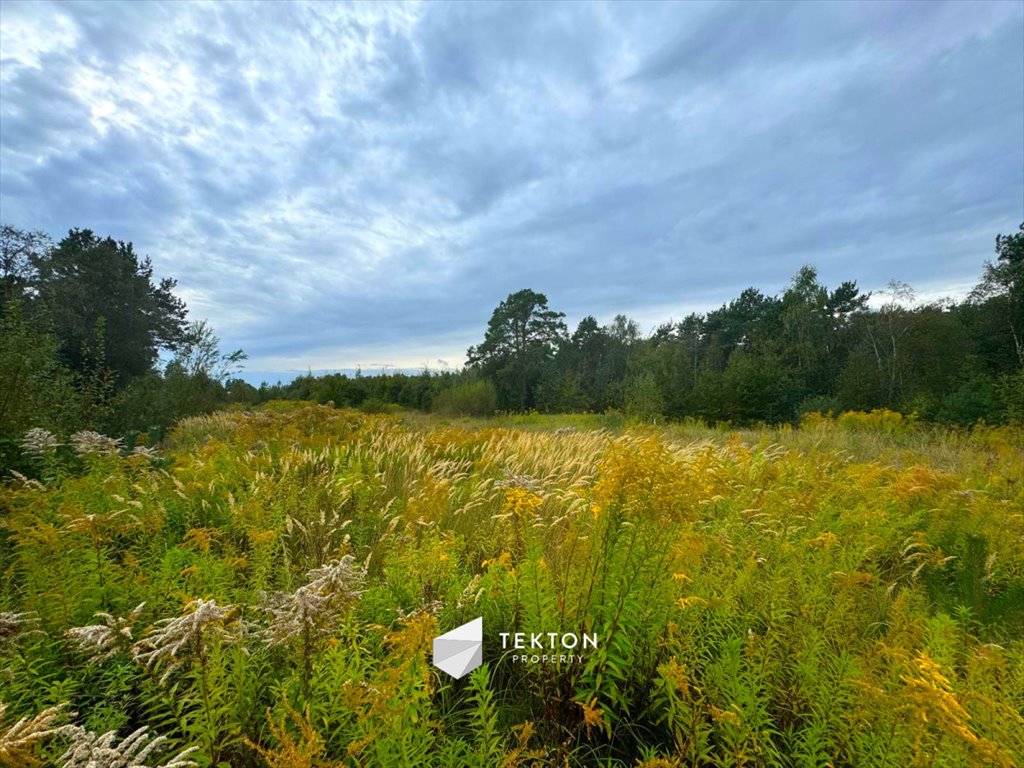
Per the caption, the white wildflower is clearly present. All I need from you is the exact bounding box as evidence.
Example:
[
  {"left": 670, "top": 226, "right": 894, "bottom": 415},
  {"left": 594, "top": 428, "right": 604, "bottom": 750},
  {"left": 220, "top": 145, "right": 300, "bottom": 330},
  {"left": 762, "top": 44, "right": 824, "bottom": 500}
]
[
  {"left": 303, "top": 555, "right": 364, "bottom": 598},
  {"left": 396, "top": 599, "right": 444, "bottom": 621},
  {"left": 21, "top": 428, "right": 60, "bottom": 455},
  {"left": 262, "top": 555, "right": 364, "bottom": 647},
  {"left": 70, "top": 431, "right": 123, "bottom": 457},
  {"left": 7, "top": 470, "right": 45, "bottom": 491},
  {"left": 130, "top": 445, "right": 160, "bottom": 458},
  {"left": 0, "top": 611, "right": 43, "bottom": 647},
  {"left": 0, "top": 701, "right": 75, "bottom": 765},
  {"left": 494, "top": 472, "right": 541, "bottom": 492},
  {"left": 456, "top": 575, "right": 484, "bottom": 609},
  {"left": 62, "top": 507, "right": 138, "bottom": 536},
  {"left": 66, "top": 603, "right": 145, "bottom": 664},
  {"left": 262, "top": 588, "right": 334, "bottom": 647},
  {"left": 58, "top": 725, "right": 197, "bottom": 768},
  {"left": 132, "top": 599, "right": 242, "bottom": 682}
]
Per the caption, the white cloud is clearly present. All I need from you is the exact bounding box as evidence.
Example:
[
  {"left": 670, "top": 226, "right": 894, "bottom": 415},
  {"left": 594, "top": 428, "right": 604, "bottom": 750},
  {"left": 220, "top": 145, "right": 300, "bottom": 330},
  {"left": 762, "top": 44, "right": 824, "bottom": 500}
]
[{"left": 1, "top": 0, "right": 1021, "bottom": 383}]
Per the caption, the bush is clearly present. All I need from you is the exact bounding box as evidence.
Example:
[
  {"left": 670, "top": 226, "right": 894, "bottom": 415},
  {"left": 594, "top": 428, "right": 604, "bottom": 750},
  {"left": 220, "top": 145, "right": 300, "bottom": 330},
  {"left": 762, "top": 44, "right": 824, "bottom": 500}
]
[
  {"left": 797, "top": 394, "right": 840, "bottom": 419},
  {"left": 360, "top": 397, "right": 400, "bottom": 414},
  {"left": 431, "top": 380, "right": 497, "bottom": 417},
  {"left": 623, "top": 371, "right": 664, "bottom": 422},
  {"left": 0, "top": 303, "right": 85, "bottom": 474},
  {"left": 995, "top": 367, "right": 1024, "bottom": 424},
  {"left": 936, "top": 375, "right": 999, "bottom": 426},
  {"left": 106, "top": 369, "right": 224, "bottom": 434},
  {"left": 836, "top": 408, "right": 918, "bottom": 434}
]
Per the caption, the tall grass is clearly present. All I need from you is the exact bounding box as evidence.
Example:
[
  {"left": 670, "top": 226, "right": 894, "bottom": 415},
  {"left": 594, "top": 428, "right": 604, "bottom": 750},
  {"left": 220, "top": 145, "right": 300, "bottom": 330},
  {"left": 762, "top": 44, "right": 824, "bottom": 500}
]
[{"left": 1, "top": 403, "right": 1021, "bottom": 766}]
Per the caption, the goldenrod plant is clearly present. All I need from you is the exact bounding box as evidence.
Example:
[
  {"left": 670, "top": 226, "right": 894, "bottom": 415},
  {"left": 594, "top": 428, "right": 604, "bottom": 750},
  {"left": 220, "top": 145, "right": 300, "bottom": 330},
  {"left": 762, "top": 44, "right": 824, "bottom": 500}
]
[{"left": 0, "top": 403, "right": 1021, "bottom": 766}]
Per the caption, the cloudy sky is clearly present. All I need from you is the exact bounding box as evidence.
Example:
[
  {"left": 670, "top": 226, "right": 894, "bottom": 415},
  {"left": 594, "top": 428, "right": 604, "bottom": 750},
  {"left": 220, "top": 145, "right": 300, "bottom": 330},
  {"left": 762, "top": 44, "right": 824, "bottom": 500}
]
[{"left": 1, "top": 1, "right": 1022, "bottom": 383}]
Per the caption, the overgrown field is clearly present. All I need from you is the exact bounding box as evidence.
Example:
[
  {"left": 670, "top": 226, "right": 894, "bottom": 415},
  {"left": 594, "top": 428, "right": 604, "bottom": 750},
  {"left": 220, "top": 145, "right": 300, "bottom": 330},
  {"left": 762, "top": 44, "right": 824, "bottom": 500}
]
[{"left": 1, "top": 404, "right": 1022, "bottom": 767}]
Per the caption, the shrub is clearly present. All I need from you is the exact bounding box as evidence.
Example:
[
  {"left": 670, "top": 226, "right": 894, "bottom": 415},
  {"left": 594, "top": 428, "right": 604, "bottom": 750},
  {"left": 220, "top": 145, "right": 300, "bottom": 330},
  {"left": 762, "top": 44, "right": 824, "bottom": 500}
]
[
  {"left": 431, "top": 381, "right": 497, "bottom": 417},
  {"left": 995, "top": 367, "right": 1024, "bottom": 424},
  {"left": 623, "top": 371, "right": 664, "bottom": 422},
  {"left": 836, "top": 407, "right": 918, "bottom": 434},
  {"left": 796, "top": 394, "right": 840, "bottom": 419}
]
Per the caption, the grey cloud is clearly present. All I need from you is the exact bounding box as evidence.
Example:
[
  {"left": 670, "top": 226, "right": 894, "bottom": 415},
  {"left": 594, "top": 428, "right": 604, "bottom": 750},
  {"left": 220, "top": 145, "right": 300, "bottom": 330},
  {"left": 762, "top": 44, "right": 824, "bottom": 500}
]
[
  {"left": 0, "top": 57, "right": 90, "bottom": 154},
  {"left": 1, "top": 0, "right": 1021, "bottom": 382}
]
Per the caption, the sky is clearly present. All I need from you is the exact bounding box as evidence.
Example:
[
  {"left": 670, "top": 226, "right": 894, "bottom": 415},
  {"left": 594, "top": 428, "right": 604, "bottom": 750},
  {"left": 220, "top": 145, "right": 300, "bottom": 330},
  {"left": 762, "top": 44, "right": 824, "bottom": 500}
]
[{"left": 1, "top": 1, "right": 1022, "bottom": 384}]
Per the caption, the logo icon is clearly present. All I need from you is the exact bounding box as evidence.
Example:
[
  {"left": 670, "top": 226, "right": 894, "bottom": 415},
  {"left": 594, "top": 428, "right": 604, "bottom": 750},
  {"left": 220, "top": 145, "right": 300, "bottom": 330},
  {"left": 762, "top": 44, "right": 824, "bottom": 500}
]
[{"left": 432, "top": 617, "right": 483, "bottom": 679}]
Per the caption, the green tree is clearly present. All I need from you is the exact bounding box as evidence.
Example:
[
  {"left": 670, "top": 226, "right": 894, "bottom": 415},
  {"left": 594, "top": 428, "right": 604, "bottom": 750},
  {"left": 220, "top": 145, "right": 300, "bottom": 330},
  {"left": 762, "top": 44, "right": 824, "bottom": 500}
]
[
  {"left": 467, "top": 289, "right": 567, "bottom": 410},
  {"left": 535, "top": 368, "right": 588, "bottom": 413},
  {"left": 995, "top": 367, "right": 1024, "bottom": 423},
  {"left": 623, "top": 370, "right": 664, "bottom": 422},
  {"left": 0, "top": 302, "right": 82, "bottom": 472},
  {"left": 567, "top": 316, "right": 608, "bottom": 410},
  {"left": 628, "top": 325, "right": 689, "bottom": 420},
  {"left": 108, "top": 321, "right": 247, "bottom": 433},
  {"left": 173, "top": 320, "right": 247, "bottom": 383},
  {"left": 677, "top": 313, "right": 706, "bottom": 384},
  {"left": 536, "top": 316, "right": 626, "bottom": 412},
  {"left": 722, "top": 348, "right": 798, "bottom": 423},
  {"left": 0, "top": 224, "right": 51, "bottom": 313},
  {"left": 31, "top": 229, "right": 189, "bottom": 385},
  {"left": 865, "top": 280, "right": 917, "bottom": 406},
  {"left": 774, "top": 266, "right": 869, "bottom": 404},
  {"left": 970, "top": 222, "right": 1024, "bottom": 368},
  {"left": 431, "top": 380, "right": 498, "bottom": 417},
  {"left": 703, "top": 287, "right": 780, "bottom": 355}
]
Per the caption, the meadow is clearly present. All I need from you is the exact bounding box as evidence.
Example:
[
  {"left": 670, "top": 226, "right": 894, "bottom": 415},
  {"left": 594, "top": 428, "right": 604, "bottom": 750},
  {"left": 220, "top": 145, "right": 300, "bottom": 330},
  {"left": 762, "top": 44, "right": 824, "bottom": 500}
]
[{"left": 1, "top": 403, "right": 1022, "bottom": 767}]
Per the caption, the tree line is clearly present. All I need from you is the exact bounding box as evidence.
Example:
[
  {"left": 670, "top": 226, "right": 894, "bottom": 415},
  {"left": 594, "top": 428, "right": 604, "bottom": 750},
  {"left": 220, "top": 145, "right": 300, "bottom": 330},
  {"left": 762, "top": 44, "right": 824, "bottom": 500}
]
[
  {"left": 1, "top": 225, "right": 248, "bottom": 472},
  {"left": 463, "top": 225, "right": 1022, "bottom": 424},
  {"left": 2, "top": 221, "right": 1022, "bottom": 473},
  {"left": 229, "top": 223, "right": 1024, "bottom": 426}
]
